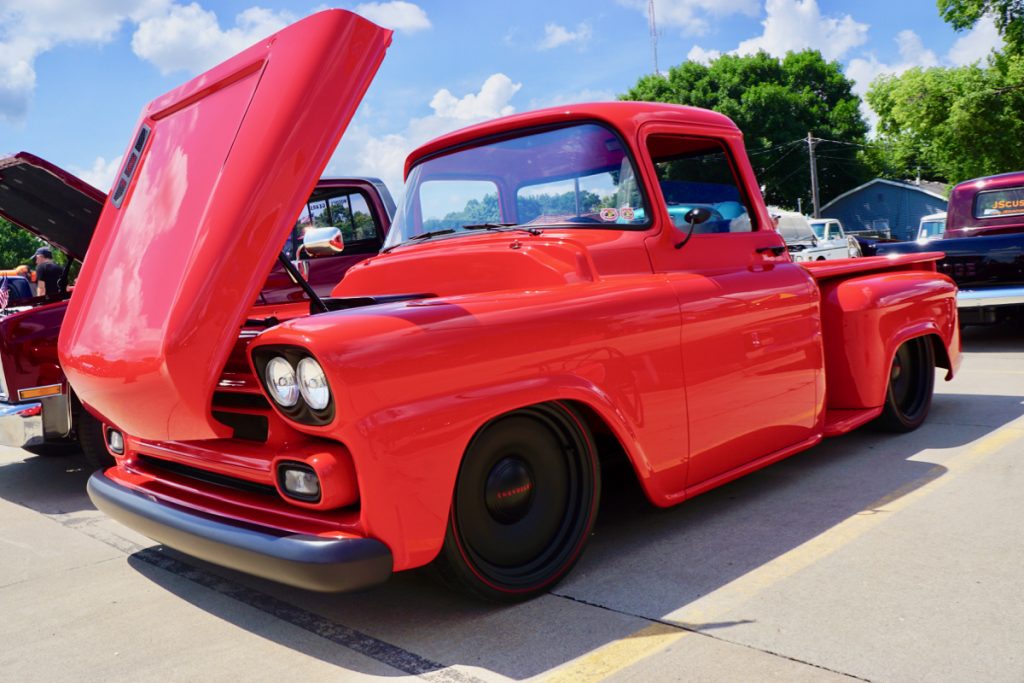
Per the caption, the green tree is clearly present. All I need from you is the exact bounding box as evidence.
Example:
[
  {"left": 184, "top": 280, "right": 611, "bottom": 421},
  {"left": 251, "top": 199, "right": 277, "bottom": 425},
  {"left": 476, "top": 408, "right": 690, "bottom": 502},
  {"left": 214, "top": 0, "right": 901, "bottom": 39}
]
[
  {"left": 867, "top": 54, "right": 1024, "bottom": 183},
  {"left": 0, "top": 217, "right": 46, "bottom": 270},
  {"left": 938, "top": 0, "right": 1024, "bottom": 55},
  {"left": 621, "top": 49, "right": 871, "bottom": 209}
]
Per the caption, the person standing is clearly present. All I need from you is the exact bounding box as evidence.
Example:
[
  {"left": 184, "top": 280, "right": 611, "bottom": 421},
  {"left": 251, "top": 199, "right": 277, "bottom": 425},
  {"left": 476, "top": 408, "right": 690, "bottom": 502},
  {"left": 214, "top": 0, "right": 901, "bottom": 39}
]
[{"left": 34, "top": 247, "right": 61, "bottom": 298}]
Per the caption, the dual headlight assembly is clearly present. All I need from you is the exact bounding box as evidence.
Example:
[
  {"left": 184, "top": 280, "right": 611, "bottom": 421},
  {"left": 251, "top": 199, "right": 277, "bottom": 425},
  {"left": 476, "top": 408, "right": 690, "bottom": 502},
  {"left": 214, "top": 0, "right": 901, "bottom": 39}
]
[{"left": 255, "top": 349, "right": 335, "bottom": 425}]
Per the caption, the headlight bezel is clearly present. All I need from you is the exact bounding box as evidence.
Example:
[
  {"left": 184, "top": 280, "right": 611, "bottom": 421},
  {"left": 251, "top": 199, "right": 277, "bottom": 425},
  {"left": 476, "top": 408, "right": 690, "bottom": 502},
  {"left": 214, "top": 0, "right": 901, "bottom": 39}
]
[{"left": 252, "top": 346, "right": 335, "bottom": 426}]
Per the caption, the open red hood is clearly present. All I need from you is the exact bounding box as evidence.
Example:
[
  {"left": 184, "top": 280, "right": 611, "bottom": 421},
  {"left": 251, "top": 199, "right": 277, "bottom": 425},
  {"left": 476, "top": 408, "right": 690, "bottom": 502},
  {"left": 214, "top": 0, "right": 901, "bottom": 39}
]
[
  {"left": 0, "top": 152, "right": 104, "bottom": 261},
  {"left": 59, "top": 10, "right": 391, "bottom": 440}
]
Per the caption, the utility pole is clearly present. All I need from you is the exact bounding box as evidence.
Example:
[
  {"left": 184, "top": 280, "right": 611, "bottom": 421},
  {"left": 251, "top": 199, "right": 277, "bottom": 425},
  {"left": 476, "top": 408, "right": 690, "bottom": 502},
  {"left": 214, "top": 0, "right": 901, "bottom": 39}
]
[
  {"left": 648, "top": 0, "right": 660, "bottom": 76},
  {"left": 807, "top": 132, "right": 820, "bottom": 219}
]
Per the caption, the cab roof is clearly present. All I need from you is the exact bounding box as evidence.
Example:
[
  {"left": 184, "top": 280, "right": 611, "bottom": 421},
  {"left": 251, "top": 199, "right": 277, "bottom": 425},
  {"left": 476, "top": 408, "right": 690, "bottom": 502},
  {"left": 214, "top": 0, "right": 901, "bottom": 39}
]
[{"left": 404, "top": 102, "right": 741, "bottom": 179}]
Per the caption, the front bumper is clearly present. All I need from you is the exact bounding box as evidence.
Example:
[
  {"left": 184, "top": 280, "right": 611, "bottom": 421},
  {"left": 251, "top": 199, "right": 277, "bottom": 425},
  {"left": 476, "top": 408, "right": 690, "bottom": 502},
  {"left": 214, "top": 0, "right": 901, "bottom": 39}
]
[
  {"left": 87, "top": 471, "right": 393, "bottom": 592},
  {"left": 957, "top": 286, "right": 1024, "bottom": 309},
  {"left": 0, "top": 402, "right": 43, "bottom": 448}
]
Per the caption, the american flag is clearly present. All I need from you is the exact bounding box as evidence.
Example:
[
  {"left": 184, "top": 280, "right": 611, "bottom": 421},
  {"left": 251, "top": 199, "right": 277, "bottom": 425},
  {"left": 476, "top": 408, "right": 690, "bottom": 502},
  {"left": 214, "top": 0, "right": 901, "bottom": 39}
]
[{"left": 0, "top": 275, "right": 9, "bottom": 310}]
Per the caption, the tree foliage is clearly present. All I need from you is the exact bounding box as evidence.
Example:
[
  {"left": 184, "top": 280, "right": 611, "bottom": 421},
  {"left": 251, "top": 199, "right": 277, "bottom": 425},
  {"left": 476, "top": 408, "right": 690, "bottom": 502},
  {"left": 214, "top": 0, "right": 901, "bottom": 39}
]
[
  {"left": 0, "top": 217, "right": 46, "bottom": 271},
  {"left": 620, "top": 50, "right": 871, "bottom": 209},
  {"left": 938, "top": 0, "right": 1024, "bottom": 55},
  {"left": 867, "top": 53, "right": 1024, "bottom": 183}
]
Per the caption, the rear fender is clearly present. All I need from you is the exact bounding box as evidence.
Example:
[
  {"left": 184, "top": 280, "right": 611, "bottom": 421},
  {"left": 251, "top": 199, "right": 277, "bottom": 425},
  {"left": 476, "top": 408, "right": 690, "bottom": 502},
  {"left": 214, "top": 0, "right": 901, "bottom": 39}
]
[{"left": 819, "top": 271, "right": 959, "bottom": 410}]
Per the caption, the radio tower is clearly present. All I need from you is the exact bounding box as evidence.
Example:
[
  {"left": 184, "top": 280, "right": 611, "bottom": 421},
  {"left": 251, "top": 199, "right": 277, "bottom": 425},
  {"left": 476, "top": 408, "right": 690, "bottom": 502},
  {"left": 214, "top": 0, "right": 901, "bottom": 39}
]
[{"left": 648, "top": 0, "right": 660, "bottom": 75}]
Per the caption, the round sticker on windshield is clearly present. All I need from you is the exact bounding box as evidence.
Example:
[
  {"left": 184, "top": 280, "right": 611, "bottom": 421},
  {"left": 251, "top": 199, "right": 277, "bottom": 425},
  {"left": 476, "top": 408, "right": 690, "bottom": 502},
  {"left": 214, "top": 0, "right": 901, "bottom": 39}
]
[
  {"left": 600, "top": 208, "right": 619, "bottom": 222},
  {"left": 619, "top": 207, "right": 635, "bottom": 221}
]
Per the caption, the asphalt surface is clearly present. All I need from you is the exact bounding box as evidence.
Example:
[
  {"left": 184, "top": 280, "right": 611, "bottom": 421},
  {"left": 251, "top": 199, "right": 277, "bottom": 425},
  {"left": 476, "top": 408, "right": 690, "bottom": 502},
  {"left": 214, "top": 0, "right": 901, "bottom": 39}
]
[{"left": 2, "top": 321, "right": 1023, "bottom": 682}]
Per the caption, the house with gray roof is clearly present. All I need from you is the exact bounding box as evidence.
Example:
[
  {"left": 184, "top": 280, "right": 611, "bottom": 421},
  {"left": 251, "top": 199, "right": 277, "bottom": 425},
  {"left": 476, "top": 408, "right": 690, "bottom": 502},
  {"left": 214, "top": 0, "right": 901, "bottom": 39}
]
[{"left": 821, "top": 179, "right": 948, "bottom": 241}]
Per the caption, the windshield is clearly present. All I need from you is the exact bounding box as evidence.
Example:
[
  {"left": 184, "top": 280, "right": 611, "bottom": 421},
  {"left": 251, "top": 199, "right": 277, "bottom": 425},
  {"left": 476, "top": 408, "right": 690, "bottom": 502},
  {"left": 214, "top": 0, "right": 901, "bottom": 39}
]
[
  {"left": 777, "top": 215, "right": 815, "bottom": 242},
  {"left": 809, "top": 221, "right": 826, "bottom": 239},
  {"left": 386, "top": 123, "right": 649, "bottom": 249},
  {"left": 918, "top": 219, "right": 945, "bottom": 239}
]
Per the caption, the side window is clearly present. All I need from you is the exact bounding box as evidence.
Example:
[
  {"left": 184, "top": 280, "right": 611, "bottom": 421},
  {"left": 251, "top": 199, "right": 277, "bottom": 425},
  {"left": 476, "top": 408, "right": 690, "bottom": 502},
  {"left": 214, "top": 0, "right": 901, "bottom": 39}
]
[
  {"left": 327, "top": 192, "right": 379, "bottom": 247},
  {"left": 284, "top": 189, "right": 382, "bottom": 259},
  {"left": 419, "top": 179, "right": 500, "bottom": 231},
  {"left": 647, "top": 135, "right": 754, "bottom": 233}
]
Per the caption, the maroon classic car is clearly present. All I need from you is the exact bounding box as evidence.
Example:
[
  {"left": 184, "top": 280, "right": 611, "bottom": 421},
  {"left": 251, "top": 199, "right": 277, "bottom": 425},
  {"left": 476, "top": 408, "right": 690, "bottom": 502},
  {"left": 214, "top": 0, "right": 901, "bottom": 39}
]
[{"left": 0, "top": 152, "right": 393, "bottom": 466}]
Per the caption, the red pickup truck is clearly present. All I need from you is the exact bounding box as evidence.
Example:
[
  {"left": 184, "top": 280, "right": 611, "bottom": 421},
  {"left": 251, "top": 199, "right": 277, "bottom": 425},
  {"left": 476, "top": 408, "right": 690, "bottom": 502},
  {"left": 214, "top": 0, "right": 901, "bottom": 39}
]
[
  {"left": 63, "top": 11, "right": 960, "bottom": 601},
  {"left": 0, "top": 153, "right": 392, "bottom": 466}
]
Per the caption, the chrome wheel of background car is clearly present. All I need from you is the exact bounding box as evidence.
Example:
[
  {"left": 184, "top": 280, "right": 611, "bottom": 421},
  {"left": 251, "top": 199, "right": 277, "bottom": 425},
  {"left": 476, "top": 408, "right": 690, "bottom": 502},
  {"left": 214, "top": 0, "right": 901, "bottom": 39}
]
[
  {"left": 435, "top": 402, "right": 600, "bottom": 601},
  {"left": 876, "top": 337, "right": 935, "bottom": 432}
]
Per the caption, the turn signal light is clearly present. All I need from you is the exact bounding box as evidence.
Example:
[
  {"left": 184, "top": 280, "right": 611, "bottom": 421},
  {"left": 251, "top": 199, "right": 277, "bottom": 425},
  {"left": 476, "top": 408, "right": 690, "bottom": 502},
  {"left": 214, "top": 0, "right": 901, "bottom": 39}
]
[{"left": 278, "top": 462, "right": 321, "bottom": 502}]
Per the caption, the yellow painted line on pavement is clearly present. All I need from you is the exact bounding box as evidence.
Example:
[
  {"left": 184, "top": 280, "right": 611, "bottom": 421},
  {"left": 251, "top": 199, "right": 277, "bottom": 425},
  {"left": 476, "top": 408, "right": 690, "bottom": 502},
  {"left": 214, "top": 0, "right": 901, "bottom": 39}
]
[
  {"left": 544, "top": 426, "right": 1024, "bottom": 682},
  {"left": 673, "top": 426, "right": 1024, "bottom": 624},
  {"left": 544, "top": 623, "right": 687, "bottom": 683}
]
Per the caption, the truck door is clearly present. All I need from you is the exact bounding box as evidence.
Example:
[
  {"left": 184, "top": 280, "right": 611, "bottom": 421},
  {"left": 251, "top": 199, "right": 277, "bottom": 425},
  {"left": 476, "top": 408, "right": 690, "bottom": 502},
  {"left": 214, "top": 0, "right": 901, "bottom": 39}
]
[{"left": 642, "top": 131, "right": 824, "bottom": 489}]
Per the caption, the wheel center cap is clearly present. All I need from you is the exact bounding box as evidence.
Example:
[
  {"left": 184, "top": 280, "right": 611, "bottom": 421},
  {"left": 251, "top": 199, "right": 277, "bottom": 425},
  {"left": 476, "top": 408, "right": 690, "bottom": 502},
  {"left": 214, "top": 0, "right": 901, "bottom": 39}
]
[{"left": 485, "top": 457, "right": 535, "bottom": 524}]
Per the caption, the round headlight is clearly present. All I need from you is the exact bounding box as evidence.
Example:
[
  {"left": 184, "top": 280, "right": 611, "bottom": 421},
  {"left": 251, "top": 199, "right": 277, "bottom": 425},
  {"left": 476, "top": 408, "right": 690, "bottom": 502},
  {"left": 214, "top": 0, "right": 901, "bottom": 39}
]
[
  {"left": 297, "top": 357, "right": 331, "bottom": 411},
  {"left": 265, "top": 356, "right": 299, "bottom": 407}
]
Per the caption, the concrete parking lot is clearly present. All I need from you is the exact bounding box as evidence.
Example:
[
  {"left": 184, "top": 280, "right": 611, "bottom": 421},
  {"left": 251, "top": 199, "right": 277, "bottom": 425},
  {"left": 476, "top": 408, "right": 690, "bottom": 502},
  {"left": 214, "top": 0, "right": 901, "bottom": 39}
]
[{"left": 2, "top": 322, "right": 1022, "bottom": 682}]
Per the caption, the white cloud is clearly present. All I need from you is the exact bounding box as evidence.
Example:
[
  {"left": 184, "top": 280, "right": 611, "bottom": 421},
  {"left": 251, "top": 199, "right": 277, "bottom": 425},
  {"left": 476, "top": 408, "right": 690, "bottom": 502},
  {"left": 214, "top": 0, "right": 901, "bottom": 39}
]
[
  {"left": 734, "top": 0, "right": 868, "bottom": 61},
  {"left": 947, "top": 14, "right": 1002, "bottom": 65},
  {"left": 528, "top": 88, "right": 617, "bottom": 110},
  {"left": 328, "top": 73, "right": 522, "bottom": 197},
  {"left": 686, "top": 45, "right": 721, "bottom": 64},
  {"left": 353, "top": 1, "right": 430, "bottom": 34},
  {"left": 538, "top": 22, "right": 592, "bottom": 50},
  {"left": 684, "top": 1, "right": 867, "bottom": 73},
  {"left": 617, "top": 0, "right": 759, "bottom": 36},
  {"left": 130, "top": 3, "right": 292, "bottom": 75},
  {"left": 847, "top": 30, "right": 939, "bottom": 97},
  {"left": 429, "top": 73, "right": 521, "bottom": 120},
  {"left": 0, "top": 0, "right": 170, "bottom": 122},
  {"left": 846, "top": 18, "right": 1002, "bottom": 127},
  {"left": 72, "top": 155, "right": 124, "bottom": 193}
]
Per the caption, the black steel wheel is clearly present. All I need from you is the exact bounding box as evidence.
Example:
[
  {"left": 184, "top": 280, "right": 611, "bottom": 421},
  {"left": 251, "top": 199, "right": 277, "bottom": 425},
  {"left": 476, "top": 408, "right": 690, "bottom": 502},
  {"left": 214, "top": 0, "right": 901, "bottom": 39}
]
[
  {"left": 875, "top": 337, "right": 935, "bottom": 432},
  {"left": 434, "top": 403, "right": 600, "bottom": 602}
]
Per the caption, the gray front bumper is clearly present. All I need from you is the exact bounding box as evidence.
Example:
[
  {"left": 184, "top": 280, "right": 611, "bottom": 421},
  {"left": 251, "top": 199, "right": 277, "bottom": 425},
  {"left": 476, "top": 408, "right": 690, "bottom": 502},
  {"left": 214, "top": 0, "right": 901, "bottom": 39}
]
[
  {"left": 87, "top": 471, "right": 393, "bottom": 592},
  {"left": 0, "top": 402, "right": 43, "bottom": 448},
  {"left": 958, "top": 286, "right": 1024, "bottom": 308}
]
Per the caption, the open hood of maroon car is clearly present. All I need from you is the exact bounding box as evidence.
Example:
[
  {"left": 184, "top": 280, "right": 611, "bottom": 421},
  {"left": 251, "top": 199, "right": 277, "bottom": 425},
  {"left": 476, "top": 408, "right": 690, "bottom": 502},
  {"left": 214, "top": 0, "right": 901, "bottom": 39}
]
[
  {"left": 59, "top": 10, "right": 391, "bottom": 441},
  {"left": 0, "top": 152, "right": 104, "bottom": 261}
]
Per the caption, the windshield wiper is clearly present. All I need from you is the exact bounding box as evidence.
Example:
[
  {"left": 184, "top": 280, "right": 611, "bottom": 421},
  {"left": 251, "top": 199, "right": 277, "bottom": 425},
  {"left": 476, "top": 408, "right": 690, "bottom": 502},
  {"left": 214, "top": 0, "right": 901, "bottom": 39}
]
[
  {"left": 410, "top": 228, "right": 457, "bottom": 241},
  {"left": 462, "top": 222, "right": 542, "bottom": 236},
  {"left": 381, "top": 228, "right": 457, "bottom": 253}
]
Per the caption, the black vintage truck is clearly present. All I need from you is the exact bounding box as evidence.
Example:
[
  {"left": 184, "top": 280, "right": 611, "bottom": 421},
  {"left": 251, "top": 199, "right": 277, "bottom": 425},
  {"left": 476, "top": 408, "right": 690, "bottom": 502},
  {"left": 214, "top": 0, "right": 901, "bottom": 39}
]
[{"left": 869, "top": 171, "right": 1024, "bottom": 324}]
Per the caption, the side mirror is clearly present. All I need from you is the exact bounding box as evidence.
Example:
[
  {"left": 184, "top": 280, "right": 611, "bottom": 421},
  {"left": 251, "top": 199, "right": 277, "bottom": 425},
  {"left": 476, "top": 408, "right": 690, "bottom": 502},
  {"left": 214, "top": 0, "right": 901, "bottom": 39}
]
[
  {"left": 300, "top": 227, "right": 345, "bottom": 258},
  {"left": 684, "top": 207, "right": 712, "bottom": 226},
  {"left": 810, "top": 235, "right": 818, "bottom": 247}
]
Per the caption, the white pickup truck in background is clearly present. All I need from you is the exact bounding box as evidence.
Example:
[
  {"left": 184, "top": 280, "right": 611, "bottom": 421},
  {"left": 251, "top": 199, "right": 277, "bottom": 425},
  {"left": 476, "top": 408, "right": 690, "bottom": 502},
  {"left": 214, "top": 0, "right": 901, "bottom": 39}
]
[{"left": 773, "top": 209, "right": 851, "bottom": 261}]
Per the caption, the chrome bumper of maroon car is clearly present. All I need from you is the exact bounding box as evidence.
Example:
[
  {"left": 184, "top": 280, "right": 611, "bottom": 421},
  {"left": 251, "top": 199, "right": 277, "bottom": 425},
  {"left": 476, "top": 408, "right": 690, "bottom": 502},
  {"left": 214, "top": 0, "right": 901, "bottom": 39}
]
[
  {"left": 87, "top": 471, "right": 392, "bottom": 592},
  {"left": 957, "top": 286, "right": 1024, "bottom": 308},
  {"left": 0, "top": 401, "right": 44, "bottom": 448}
]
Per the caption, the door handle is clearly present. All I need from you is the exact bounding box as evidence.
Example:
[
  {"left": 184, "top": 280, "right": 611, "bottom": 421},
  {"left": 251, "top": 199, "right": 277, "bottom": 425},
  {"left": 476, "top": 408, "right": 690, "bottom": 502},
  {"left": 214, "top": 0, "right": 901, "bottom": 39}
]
[{"left": 756, "top": 246, "right": 786, "bottom": 256}]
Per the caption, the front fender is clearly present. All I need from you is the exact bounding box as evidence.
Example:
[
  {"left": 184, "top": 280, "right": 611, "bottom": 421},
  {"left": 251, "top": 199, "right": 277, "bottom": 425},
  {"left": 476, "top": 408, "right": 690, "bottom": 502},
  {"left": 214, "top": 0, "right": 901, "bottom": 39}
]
[{"left": 249, "top": 281, "right": 687, "bottom": 570}]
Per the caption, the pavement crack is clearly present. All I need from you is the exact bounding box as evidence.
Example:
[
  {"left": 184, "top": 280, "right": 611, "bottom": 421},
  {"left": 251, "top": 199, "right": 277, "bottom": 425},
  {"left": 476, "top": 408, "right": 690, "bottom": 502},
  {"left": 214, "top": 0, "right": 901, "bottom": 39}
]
[{"left": 548, "top": 590, "right": 872, "bottom": 682}]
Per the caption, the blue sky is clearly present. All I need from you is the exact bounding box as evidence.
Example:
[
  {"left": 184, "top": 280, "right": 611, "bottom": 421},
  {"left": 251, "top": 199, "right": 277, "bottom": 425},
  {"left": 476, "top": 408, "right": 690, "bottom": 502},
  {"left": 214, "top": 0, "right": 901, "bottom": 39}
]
[{"left": 0, "top": 1, "right": 1002, "bottom": 195}]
